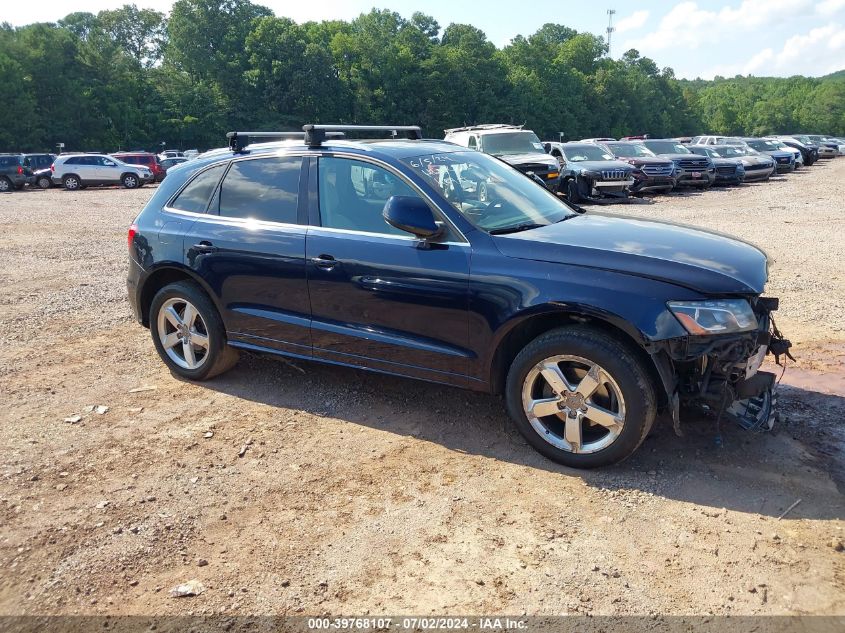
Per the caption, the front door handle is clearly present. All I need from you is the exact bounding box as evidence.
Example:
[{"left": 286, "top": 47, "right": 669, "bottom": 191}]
[
  {"left": 193, "top": 241, "right": 218, "bottom": 253},
  {"left": 311, "top": 254, "right": 339, "bottom": 270}
]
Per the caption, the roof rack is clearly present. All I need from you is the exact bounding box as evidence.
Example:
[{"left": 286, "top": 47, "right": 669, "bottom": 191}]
[
  {"left": 444, "top": 124, "right": 524, "bottom": 134},
  {"left": 302, "top": 124, "right": 422, "bottom": 147},
  {"left": 226, "top": 131, "right": 317, "bottom": 152}
]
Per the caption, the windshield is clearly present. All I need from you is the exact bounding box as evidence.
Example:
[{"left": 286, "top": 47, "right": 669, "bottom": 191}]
[
  {"left": 480, "top": 132, "right": 544, "bottom": 156},
  {"left": 403, "top": 151, "right": 575, "bottom": 233},
  {"left": 642, "top": 140, "right": 690, "bottom": 155},
  {"left": 713, "top": 146, "right": 746, "bottom": 158},
  {"left": 562, "top": 145, "right": 614, "bottom": 162},
  {"left": 747, "top": 140, "right": 780, "bottom": 151},
  {"left": 692, "top": 147, "right": 718, "bottom": 158},
  {"left": 606, "top": 143, "right": 655, "bottom": 158}
]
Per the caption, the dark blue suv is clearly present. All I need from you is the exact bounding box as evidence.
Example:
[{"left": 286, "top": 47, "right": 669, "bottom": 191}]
[{"left": 127, "top": 125, "right": 789, "bottom": 468}]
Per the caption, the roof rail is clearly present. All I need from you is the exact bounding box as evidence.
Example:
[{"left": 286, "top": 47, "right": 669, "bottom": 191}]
[
  {"left": 443, "top": 124, "right": 524, "bottom": 134},
  {"left": 302, "top": 124, "right": 422, "bottom": 147}
]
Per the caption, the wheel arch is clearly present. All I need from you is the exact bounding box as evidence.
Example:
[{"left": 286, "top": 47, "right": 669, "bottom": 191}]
[
  {"left": 138, "top": 264, "right": 222, "bottom": 328},
  {"left": 488, "top": 307, "right": 668, "bottom": 408}
]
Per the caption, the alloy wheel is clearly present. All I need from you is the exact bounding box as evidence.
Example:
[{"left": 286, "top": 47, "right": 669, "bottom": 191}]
[
  {"left": 156, "top": 297, "right": 210, "bottom": 370},
  {"left": 0, "top": 179, "right": 10, "bottom": 192},
  {"left": 521, "top": 355, "right": 626, "bottom": 454}
]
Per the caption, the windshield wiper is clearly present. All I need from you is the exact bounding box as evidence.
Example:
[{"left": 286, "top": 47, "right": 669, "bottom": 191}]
[{"left": 488, "top": 222, "right": 546, "bottom": 235}]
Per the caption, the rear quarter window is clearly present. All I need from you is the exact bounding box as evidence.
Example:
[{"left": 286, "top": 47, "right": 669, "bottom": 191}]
[
  {"left": 169, "top": 163, "right": 227, "bottom": 213},
  {"left": 217, "top": 157, "right": 301, "bottom": 224}
]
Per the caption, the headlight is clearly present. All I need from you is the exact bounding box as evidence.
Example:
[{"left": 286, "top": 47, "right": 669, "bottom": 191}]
[{"left": 668, "top": 299, "right": 758, "bottom": 335}]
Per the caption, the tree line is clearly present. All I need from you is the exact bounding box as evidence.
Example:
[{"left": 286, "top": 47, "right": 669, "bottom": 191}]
[{"left": 1, "top": 0, "right": 843, "bottom": 153}]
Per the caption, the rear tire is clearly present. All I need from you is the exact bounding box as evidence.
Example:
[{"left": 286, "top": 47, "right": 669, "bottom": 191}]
[
  {"left": 0, "top": 177, "right": 12, "bottom": 192},
  {"left": 150, "top": 281, "right": 238, "bottom": 381},
  {"left": 505, "top": 326, "right": 656, "bottom": 468},
  {"left": 37, "top": 176, "right": 52, "bottom": 189}
]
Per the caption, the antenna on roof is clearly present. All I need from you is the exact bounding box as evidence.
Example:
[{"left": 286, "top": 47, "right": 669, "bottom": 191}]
[{"left": 607, "top": 9, "right": 616, "bottom": 57}]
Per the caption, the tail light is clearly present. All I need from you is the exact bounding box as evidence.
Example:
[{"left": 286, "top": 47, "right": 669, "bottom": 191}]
[
  {"left": 50, "top": 164, "right": 55, "bottom": 172},
  {"left": 17, "top": 166, "right": 23, "bottom": 175},
  {"left": 128, "top": 223, "right": 138, "bottom": 251}
]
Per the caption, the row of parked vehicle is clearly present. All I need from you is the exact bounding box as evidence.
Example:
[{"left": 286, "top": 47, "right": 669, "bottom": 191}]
[
  {"left": 443, "top": 125, "right": 845, "bottom": 203},
  {"left": 0, "top": 149, "right": 199, "bottom": 193}
]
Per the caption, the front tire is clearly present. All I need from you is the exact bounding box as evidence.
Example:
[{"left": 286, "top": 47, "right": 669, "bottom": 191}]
[
  {"left": 505, "top": 327, "right": 656, "bottom": 468},
  {"left": 122, "top": 173, "right": 140, "bottom": 189},
  {"left": 565, "top": 178, "right": 581, "bottom": 204},
  {"left": 149, "top": 281, "right": 238, "bottom": 380}
]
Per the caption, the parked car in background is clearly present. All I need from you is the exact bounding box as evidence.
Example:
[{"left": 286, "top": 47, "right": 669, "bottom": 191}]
[
  {"left": 52, "top": 154, "right": 153, "bottom": 190},
  {"left": 23, "top": 153, "right": 56, "bottom": 189},
  {"left": 0, "top": 154, "right": 33, "bottom": 192},
  {"left": 599, "top": 141, "right": 677, "bottom": 194},
  {"left": 445, "top": 124, "right": 561, "bottom": 191},
  {"left": 787, "top": 135, "right": 836, "bottom": 158},
  {"left": 544, "top": 142, "right": 634, "bottom": 203},
  {"left": 158, "top": 149, "right": 185, "bottom": 161},
  {"left": 127, "top": 123, "right": 789, "bottom": 468},
  {"left": 183, "top": 149, "right": 200, "bottom": 160},
  {"left": 690, "top": 135, "right": 728, "bottom": 146},
  {"left": 770, "top": 136, "right": 818, "bottom": 165},
  {"left": 112, "top": 152, "right": 164, "bottom": 182},
  {"left": 706, "top": 145, "right": 775, "bottom": 182},
  {"left": 806, "top": 135, "right": 841, "bottom": 157},
  {"left": 639, "top": 139, "right": 715, "bottom": 188},
  {"left": 723, "top": 138, "right": 795, "bottom": 173},
  {"left": 688, "top": 146, "right": 745, "bottom": 184},
  {"left": 580, "top": 137, "right": 616, "bottom": 143},
  {"left": 619, "top": 135, "right": 648, "bottom": 141},
  {"left": 160, "top": 157, "right": 189, "bottom": 176}
]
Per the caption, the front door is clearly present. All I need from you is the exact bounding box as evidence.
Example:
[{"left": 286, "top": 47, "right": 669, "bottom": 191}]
[
  {"left": 183, "top": 156, "right": 312, "bottom": 357},
  {"left": 306, "top": 155, "right": 472, "bottom": 385}
]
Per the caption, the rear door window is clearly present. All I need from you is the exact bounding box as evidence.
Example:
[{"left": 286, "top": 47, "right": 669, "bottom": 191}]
[
  {"left": 170, "top": 163, "right": 227, "bottom": 213},
  {"left": 217, "top": 157, "right": 301, "bottom": 224}
]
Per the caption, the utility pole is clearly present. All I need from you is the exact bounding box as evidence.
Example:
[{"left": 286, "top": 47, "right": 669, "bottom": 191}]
[{"left": 606, "top": 9, "right": 616, "bottom": 57}]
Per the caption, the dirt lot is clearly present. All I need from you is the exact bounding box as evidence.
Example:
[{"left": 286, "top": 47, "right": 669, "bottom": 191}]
[{"left": 1, "top": 159, "right": 843, "bottom": 617}]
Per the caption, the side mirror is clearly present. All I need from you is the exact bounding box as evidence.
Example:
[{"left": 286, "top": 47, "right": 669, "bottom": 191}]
[{"left": 383, "top": 196, "right": 442, "bottom": 239}]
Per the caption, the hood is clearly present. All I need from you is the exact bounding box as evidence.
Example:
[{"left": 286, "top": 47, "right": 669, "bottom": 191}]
[
  {"left": 496, "top": 152, "right": 558, "bottom": 168},
  {"left": 494, "top": 213, "right": 768, "bottom": 295},
  {"left": 567, "top": 160, "right": 634, "bottom": 173},
  {"left": 711, "top": 157, "right": 742, "bottom": 167},
  {"left": 741, "top": 155, "right": 774, "bottom": 167},
  {"left": 616, "top": 156, "right": 674, "bottom": 167}
]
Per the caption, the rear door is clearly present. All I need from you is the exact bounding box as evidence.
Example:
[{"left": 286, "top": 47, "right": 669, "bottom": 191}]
[
  {"left": 182, "top": 155, "right": 312, "bottom": 356},
  {"left": 305, "top": 155, "right": 472, "bottom": 384}
]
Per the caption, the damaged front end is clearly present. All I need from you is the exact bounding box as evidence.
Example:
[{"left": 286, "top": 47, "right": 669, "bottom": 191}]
[{"left": 653, "top": 296, "right": 793, "bottom": 434}]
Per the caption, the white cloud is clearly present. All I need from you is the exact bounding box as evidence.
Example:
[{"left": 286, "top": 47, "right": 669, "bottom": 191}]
[
  {"left": 701, "top": 23, "right": 845, "bottom": 79},
  {"left": 624, "top": 0, "right": 814, "bottom": 52},
  {"left": 817, "top": 0, "right": 845, "bottom": 17},
  {"left": 614, "top": 10, "right": 649, "bottom": 34}
]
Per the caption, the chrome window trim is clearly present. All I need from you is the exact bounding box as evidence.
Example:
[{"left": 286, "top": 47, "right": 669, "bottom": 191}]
[
  {"left": 162, "top": 149, "right": 470, "bottom": 244},
  {"left": 316, "top": 151, "right": 469, "bottom": 244}
]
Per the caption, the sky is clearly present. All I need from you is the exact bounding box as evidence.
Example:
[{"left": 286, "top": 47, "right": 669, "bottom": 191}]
[{"left": 4, "top": 0, "right": 845, "bottom": 80}]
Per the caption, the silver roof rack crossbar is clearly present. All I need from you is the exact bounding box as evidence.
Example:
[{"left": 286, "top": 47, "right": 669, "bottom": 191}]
[
  {"left": 303, "top": 124, "right": 422, "bottom": 147},
  {"left": 443, "top": 124, "right": 524, "bottom": 134},
  {"left": 226, "top": 130, "right": 346, "bottom": 152}
]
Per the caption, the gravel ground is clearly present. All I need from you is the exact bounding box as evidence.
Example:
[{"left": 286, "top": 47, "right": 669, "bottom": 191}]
[{"left": 0, "top": 160, "right": 843, "bottom": 617}]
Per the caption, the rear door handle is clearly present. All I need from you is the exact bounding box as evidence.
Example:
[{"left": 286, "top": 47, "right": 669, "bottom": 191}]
[
  {"left": 193, "top": 241, "right": 218, "bottom": 253},
  {"left": 311, "top": 254, "right": 339, "bottom": 270}
]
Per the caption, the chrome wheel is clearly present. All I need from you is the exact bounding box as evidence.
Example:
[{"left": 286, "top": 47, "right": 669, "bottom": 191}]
[
  {"left": 64, "top": 176, "right": 79, "bottom": 190},
  {"left": 156, "top": 297, "right": 210, "bottom": 370},
  {"left": 124, "top": 175, "right": 138, "bottom": 188},
  {"left": 0, "top": 178, "right": 10, "bottom": 192},
  {"left": 521, "top": 355, "right": 626, "bottom": 454}
]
